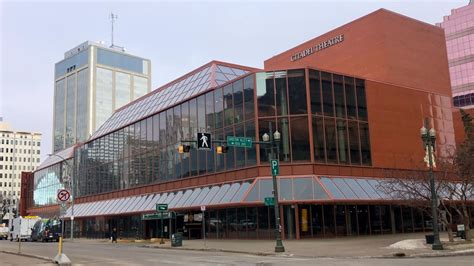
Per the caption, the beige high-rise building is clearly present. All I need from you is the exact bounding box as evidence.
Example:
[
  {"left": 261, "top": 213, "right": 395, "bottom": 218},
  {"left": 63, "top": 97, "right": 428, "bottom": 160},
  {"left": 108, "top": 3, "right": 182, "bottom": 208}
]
[
  {"left": 53, "top": 41, "right": 152, "bottom": 152},
  {"left": 0, "top": 118, "right": 41, "bottom": 214}
]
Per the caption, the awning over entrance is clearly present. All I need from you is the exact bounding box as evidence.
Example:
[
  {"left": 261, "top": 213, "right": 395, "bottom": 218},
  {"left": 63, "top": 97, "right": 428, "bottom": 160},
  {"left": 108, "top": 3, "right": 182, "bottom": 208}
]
[{"left": 64, "top": 176, "right": 403, "bottom": 219}]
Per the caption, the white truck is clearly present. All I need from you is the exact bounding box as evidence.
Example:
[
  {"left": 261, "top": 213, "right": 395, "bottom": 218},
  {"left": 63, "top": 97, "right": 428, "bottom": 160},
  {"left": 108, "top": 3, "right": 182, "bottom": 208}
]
[{"left": 9, "top": 216, "right": 41, "bottom": 241}]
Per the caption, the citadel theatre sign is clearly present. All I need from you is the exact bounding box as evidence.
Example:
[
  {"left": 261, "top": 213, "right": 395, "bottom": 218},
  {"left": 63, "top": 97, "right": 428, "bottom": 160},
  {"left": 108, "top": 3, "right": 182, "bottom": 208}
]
[{"left": 290, "top": 34, "right": 344, "bottom": 62}]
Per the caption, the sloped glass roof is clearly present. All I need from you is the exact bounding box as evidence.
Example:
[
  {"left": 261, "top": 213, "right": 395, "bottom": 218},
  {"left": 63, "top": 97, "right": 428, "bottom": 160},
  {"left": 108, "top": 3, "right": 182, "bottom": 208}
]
[
  {"left": 64, "top": 176, "right": 474, "bottom": 219},
  {"left": 91, "top": 62, "right": 253, "bottom": 140},
  {"left": 36, "top": 145, "right": 75, "bottom": 171}
]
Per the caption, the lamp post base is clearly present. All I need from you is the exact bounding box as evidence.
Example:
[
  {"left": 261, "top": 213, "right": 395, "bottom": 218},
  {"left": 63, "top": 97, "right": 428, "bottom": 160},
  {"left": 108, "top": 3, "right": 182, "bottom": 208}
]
[
  {"left": 432, "top": 243, "right": 444, "bottom": 250},
  {"left": 275, "top": 240, "right": 285, "bottom": 253}
]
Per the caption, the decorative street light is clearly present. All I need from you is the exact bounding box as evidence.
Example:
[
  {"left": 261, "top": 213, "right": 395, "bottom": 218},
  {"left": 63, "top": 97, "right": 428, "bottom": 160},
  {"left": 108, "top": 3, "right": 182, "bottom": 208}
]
[
  {"left": 420, "top": 122, "right": 443, "bottom": 250},
  {"left": 262, "top": 123, "right": 285, "bottom": 253},
  {"left": 48, "top": 153, "right": 74, "bottom": 242}
]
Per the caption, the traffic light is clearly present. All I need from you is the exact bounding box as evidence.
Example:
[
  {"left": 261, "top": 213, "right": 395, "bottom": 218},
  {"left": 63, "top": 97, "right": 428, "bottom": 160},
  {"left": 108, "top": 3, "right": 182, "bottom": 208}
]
[
  {"left": 178, "top": 145, "right": 191, "bottom": 153},
  {"left": 216, "top": 146, "right": 229, "bottom": 154}
]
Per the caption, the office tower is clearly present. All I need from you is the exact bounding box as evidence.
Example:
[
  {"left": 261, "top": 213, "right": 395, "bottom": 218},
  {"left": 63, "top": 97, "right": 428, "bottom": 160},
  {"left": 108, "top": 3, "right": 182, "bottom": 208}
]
[{"left": 53, "top": 41, "right": 151, "bottom": 151}]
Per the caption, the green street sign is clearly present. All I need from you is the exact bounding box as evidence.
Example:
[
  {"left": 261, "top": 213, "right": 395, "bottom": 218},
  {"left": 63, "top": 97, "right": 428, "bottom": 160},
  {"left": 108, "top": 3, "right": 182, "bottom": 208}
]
[
  {"left": 156, "top": 203, "right": 168, "bottom": 212},
  {"left": 264, "top": 197, "right": 275, "bottom": 206},
  {"left": 227, "top": 136, "right": 253, "bottom": 148},
  {"left": 142, "top": 212, "right": 170, "bottom": 220},
  {"left": 270, "top": 159, "right": 279, "bottom": 176}
]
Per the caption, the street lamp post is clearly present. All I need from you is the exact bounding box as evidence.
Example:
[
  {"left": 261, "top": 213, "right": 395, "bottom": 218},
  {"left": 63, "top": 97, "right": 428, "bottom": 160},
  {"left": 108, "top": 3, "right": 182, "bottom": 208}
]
[
  {"left": 420, "top": 122, "right": 443, "bottom": 250},
  {"left": 48, "top": 154, "right": 74, "bottom": 242},
  {"left": 261, "top": 122, "right": 285, "bottom": 253}
]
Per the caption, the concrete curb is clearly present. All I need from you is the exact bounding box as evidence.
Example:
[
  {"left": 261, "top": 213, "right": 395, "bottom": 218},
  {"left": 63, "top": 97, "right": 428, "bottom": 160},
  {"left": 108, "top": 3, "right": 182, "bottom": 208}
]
[
  {"left": 142, "top": 244, "right": 474, "bottom": 259},
  {"left": 1, "top": 250, "right": 52, "bottom": 262}
]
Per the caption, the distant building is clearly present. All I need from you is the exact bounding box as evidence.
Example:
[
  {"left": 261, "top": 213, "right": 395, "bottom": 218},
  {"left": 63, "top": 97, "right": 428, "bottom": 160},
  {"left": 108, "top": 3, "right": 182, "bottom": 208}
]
[
  {"left": 53, "top": 41, "right": 152, "bottom": 152},
  {"left": 0, "top": 118, "right": 41, "bottom": 218},
  {"left": 437, "top": 2, "right": 474, "bottom": 109}
]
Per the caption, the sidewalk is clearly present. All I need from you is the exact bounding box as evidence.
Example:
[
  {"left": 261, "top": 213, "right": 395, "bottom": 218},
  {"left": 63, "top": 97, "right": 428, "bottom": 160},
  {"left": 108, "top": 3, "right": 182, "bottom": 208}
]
[{"left": 143, "top": 232, "right": 474, "bottom": 258}]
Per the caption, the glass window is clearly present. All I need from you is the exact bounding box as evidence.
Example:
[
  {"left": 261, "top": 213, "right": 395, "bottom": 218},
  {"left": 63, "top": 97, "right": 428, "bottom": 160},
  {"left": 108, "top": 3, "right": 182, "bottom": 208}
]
[
  {"left": 197, "top": 95, "right": 206, "bottom": 132},
  {"left": 97, "top": 48, "right": 145, "bottom": 74},
  {"left": 214, "top": 88, "right": 224, "bottom": 129},
  {"left": 356, "top": 79, "right": 367, "bottom": 121},
  {"left": 277, "top": 117, "right": 291, "bottom": 162},
  {"left": 321, "top": 72, "right": 334, "bottom": 117},
  {"left": 55, "top": 48, "right": 89, "bottom": 78},
  {"left": 223, "top": 84, "right": 234, "bottom": 127},
  {"left": 309, "top": 70, "right": 322, "bottom": 115},
  {"left": 279, "top": 178, "right": 292, "bottom": 201},
  {"left": 245, "top": 121, "right": 256, "bottom": 166},
  {"left": 348, "top": 121, "right": 360, "bottom": 164},
  {"left": 325, "top": 118, "right": 337, "bottom": 163},
  {"left": 344, "top": 76, "right": 357, "bottom": 119},
  {"left": 359, "top": 122, "right": 371, "bottom": 165},
  {"left": 205, "top": 91, "right": 215, "bottom": 130},
  {"left": 192, "top": 187, "right": 210, "bottom": 206},
  {"left": 115, "top": 72, "right": 131, "bottom": 109},
  {"left": 235, "top": 123, "right": 245, "bottom": 167},
  {"left": 243, "top": 75, "right": 255, "bottom": 121},
  {"left": 220, "top": 183, "right": 240, "bottom": 203},
  {"left": 313, "top": 178, "right": 329, "bottom": 199},
  {"left": 256, "top": 72, "right": 275, "bottom": 117},
  {"left": 258, "top": 179, "right": 273, "bottom": 201},
  {"left": 54, "top": 79, "right": 65, "bottom": 151},
  {"left": 293, "top": 178, "right": 313, "bottom": 200},
  {"left": 231, "top": 181, "right": 251, "bottom": 202},
  {"left": 336, "top": 119, "right": 349, "bottom": 164},
  {"left": 332, "top": 178, "right": 357, "bottom": 199},
  {"left": 258, "top": 119, "right": 276, "bottom": 163},
  {"left": 290, "top": 116, "right": 310, "bottom": 161},
  {"left": 76, "top": 68, "right": 89, "bottom": 143},
  {"left": 225, "top": 126, "right": 235, "bottom": 170},
  {"left": 183, "top": 188, "right": 201, "bottom": 207},
  {"left": 95, "top": 67, "right": 113, "bottom": 130},
  {"left": 275, "top": 71, "right": 288, "bottom": 116},
  {"left": 244, "top": 181, "right": 259, "bottom": 202},
  {"left": 343, "top": 178, "right": 370, "bottom": 199},
  {"left": 333, "top": 75, "right": 345, "bottom": 118},
  {"left": 133, "top": 76, "right": 148, "bottom": 100},
  {"left": 288, "top": 69, "right": 307, "bottom": 114},
  {"left": 209, "top": 184, "right": 230, "bottom": 205},
  {"left": 312, "top": 116, "right": 325, "bottom": 162},
  {"left": 233, "top": 79, "right": 244, "bottom": 124},
  {"left": 65, "top": 74, "right": 76, "bottom": 147},
  {"left": 320, "top": 177, "right": 345, "bottom": 199},
  {"left": 201, "top": 186, "right": 220, "bottom": 206}
]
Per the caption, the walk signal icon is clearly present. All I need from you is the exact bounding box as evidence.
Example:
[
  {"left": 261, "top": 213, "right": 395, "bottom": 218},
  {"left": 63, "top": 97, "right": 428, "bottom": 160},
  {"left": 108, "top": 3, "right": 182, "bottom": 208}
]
[{"left": 197, "top": 133, "right": 211, "bottom": 150}]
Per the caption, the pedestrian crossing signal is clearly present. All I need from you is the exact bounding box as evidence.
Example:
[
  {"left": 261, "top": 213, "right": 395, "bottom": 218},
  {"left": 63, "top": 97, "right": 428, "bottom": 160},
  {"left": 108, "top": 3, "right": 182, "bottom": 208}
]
[
  {"left": 216, "top": 146, "right": 229, "bottom": 154},
  {"left": 197, "top": 133, "right": 212, "bottom": 150}
]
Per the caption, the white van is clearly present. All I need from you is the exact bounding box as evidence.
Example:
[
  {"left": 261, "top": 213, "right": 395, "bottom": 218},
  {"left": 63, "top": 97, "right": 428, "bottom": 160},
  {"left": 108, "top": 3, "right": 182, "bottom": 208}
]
[{"left": 9, "top": 216, "right": 41, "bottom": 241}]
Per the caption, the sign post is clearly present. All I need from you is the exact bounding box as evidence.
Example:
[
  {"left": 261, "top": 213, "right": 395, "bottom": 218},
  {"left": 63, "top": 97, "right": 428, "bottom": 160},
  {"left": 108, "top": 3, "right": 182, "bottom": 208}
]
[
  {"left": 156, "top": 204, "right": 168, "bottom": 244},
  {"left": 197, "top": 133, "right": 212, "bottom": 150},
  {"left": 201, "top": 205, "right": 206, "bottom": 248}
]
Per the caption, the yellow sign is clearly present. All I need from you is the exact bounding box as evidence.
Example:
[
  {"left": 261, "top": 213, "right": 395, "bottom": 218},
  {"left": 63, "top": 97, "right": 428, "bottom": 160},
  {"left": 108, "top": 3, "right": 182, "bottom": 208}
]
[
  {"left": 23, "top": 216, "right": 40, "bottom": 219},
  {"left": 301, "top": 209, "right": 308, "bottom": 232}
]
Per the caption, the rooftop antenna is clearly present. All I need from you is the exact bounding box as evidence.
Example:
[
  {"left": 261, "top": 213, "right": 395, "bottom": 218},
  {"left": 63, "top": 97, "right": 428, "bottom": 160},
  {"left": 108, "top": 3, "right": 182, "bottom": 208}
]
[{"left": 110, "top": 12, "right": 118, "bottom": 47}]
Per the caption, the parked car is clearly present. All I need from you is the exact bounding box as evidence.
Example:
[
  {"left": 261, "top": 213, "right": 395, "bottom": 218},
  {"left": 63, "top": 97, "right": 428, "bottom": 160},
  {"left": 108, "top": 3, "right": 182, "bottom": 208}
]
[{"left": 31, "top": 218, "right": 62, "bottom": 242}]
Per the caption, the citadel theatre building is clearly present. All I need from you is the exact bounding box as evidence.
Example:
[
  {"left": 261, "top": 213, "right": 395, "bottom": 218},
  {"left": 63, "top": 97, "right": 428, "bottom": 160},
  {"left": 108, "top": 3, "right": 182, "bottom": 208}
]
[{"left": 23, "top": 9, "right": 472, "bottom": 240}]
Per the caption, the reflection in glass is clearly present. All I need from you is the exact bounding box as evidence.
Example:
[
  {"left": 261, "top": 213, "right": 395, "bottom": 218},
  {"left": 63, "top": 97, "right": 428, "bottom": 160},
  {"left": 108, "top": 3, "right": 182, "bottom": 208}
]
[
  {"left": 256, "top": 72, "right": 275, "bottom": 117},
  {"left": 333, "top": 75, "right": 345, "bottom": 118},
  {"left": 288, "top": 69, "right": 307, "bottom": 114},
  {"left": 321, "top": 72, "right": 334, "bottom": 117},
  {"left": 290, "top": 116, "right": 310, "bottom": 161},
  {"left": 309, "top": 70, "right": 322, "bottom": 115},
  {"left": 275, "top": 71, "right": 288, "bottom": 116},
  {"left": 336, "top": 119, "right": 348, "bottom": 164},
  {"left": 325, "top": 118, "right": 337, "bottom": 163},
  {"left": 115, "top": 72, "right": 131, "bottom": 109}
]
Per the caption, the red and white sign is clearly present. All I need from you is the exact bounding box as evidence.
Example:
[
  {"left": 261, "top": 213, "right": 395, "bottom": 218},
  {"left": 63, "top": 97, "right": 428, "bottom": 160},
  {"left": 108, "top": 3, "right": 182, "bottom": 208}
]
[
  {"left": 200, "top": 205, "right": 206, "bottom": 212},
  {"left": 57, "top": 189, "right": 71, "bottom": 202}
]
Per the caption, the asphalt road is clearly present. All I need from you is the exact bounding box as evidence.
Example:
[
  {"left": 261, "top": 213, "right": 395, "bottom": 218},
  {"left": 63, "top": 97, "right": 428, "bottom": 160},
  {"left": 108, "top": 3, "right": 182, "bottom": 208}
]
[{"left": 1, "top": 240, "right": 473, "bottom": 265}]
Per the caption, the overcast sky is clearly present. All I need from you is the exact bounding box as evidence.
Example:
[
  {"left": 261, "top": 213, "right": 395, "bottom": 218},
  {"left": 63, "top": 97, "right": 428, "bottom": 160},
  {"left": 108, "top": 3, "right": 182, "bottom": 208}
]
[{"left": 0, "top": 0, "right": 467, "bottom": 160}]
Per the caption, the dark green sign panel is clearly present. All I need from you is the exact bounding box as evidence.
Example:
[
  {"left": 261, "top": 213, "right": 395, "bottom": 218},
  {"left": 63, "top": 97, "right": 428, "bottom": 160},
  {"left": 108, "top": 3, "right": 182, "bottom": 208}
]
[
  {"left": 156, "top": 203, "right": 168, "bottom": 212},
  {"left": 142, "top": 213, "right": 170, "bottom": 220},
  {"left": 270, "top": 159, "right": 279, "bottom": 176},
  {"left": 264, "top": 197, "right": 275, "bottom": 206},
  {"left": 227, "top": 136, "right": 253, "bottom": 148}
]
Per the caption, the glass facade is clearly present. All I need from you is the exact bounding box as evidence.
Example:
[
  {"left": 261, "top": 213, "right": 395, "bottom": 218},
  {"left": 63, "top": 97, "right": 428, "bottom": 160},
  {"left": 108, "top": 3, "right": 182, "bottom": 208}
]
[
  {"left": 97, "top": 48, "right": 147, "bottom": 75},
  {"left": 32, "top": 159, "right": 72, "bottom": 207},
  {"left": 76, "top": 74, "right": 256, "bottom": 197},
  {"left": 55, "top": 49, "right": 89, "bottom": 79},
  {"left": 54, "top": 79, "right": 66, "bottom": 151},
  {"left": 115, "top": 72, "right": 131, "bottom": 109},
  {"left": 95, "top": 67, "right": 113, "bottom": 130}
]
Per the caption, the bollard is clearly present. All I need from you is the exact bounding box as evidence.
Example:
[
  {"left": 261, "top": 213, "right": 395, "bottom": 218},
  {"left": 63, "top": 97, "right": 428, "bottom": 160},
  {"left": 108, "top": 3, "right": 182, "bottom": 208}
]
[{"left": 53, "top": 236, "right": 71, "bottom": 265}]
